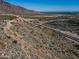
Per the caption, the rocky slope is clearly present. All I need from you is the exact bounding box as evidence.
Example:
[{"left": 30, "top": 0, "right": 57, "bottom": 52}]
[{"left": 0, "top": 14, "right": 79, "bottom": 59}]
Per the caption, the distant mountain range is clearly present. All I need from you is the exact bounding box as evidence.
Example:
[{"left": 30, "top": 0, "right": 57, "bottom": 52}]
[
  {"left": 0, "top": 0, "right": 40, "bottom": 15},
  {"left": 0, "top": 0, "right": 79, "bottom": 16},
  {"left": 42, "top": 11, "right": 79, "bottom": 14}
]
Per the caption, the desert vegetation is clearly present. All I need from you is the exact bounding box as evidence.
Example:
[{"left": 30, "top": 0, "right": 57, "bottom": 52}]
[
  {"left": 8, "top": 16, "right": 79, "bottom": 59},
  {"left": 0, "top": 15, "right": 17, "bottom": 20}
]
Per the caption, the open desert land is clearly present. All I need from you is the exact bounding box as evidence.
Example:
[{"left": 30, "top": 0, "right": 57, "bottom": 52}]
[
  {"left": 0, "top": 0, "right": 79, "bottom": 59},
  {"left": 0, "top": 14, "right": 79, "bottom": 59}
]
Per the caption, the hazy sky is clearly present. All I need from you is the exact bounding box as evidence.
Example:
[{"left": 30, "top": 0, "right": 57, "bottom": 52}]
[{"left": 7, "top": 0, "right": 79, "bottom": 11}]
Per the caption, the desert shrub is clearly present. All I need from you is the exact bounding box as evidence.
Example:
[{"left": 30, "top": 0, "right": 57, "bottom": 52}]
[
  {"left": 12, "top": 40, "right": 17, "bottom": 44},
  {"left": 0, "top": 15, "right": 17, "bottom": 20},
  {"left": 74, "top": 44, "right": 79, "bottom": 50}
]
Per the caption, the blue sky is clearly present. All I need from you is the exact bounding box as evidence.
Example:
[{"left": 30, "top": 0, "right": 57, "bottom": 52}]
[{"left": 7, "top": 0, "right": 79, "bottom": 11}]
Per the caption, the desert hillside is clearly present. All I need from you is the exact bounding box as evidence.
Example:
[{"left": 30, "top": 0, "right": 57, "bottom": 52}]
[
  {"left": 0, "top": 14, "right": 79, "bottom": 59},
  {"left": 0, "top": 0, "right": 79, "bottom": 59}
]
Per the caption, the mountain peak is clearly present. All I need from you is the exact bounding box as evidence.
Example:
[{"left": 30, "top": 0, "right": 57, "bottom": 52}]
[{"left": 0, "top": 0, "right": 40, "bottom": 15}]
